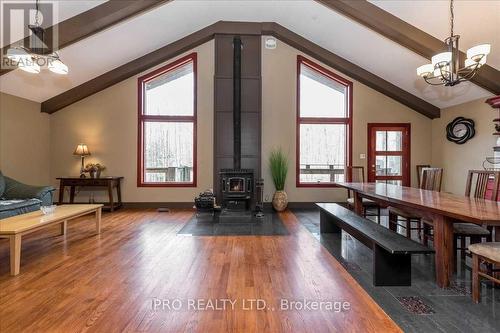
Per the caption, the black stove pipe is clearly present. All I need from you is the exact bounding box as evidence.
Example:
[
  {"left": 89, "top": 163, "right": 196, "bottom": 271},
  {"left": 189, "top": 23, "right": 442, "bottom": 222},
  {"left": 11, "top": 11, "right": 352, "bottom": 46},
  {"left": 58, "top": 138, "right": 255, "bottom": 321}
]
[{"left": 233, "top": 36, "right": 242, "bottom": 170}]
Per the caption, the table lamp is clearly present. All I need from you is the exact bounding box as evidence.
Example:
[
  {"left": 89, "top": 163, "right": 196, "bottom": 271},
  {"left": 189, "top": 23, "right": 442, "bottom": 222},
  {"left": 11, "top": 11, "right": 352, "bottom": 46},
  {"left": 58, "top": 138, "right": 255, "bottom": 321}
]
[{"left": 73, "top": 144, "right": 91, "bottom": 178}]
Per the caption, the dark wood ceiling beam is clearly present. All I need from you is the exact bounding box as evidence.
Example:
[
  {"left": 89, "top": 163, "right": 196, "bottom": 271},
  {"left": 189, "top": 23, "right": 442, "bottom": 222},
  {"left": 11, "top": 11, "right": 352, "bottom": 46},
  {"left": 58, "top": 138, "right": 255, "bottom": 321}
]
[
  {"left": 316, "top": 0, "right": 500, "bottom": 95},
  {"left": 42, "top": 21, "right": 439, "bottom": 118},
  {"left": 1, "top": 0, "right": 171, "bottom": 76}
]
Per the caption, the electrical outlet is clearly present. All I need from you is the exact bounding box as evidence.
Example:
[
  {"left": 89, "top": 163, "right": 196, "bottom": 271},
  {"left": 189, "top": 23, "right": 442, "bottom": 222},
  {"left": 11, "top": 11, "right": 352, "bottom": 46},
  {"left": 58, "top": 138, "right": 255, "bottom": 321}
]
[{"left": 360, "top": 154, "right": 366, "bottom": 159}]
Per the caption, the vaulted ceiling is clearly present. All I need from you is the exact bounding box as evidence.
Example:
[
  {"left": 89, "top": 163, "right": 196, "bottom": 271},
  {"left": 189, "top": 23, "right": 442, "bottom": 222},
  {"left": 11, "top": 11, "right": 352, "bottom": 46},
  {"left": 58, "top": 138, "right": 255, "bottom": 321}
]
[{"left": 0, "top": 0, "right": 498, "bottom": 114}]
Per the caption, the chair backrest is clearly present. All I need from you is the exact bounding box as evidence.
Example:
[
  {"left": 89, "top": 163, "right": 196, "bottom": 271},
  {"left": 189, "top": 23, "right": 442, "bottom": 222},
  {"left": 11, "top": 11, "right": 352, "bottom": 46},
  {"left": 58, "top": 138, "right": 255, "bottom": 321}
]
[
  {"left": 420, "top": 168, "right": 443, "bottom": 191},
  {"left": 345, "top": 166, "right": 365, "bottom": 182},
  {"left": 345, "top": 166, "right": 365, "bottom": 198},
  {"left": 465, "top": 170, "right": 500, "bottom": 200},
  {"left": 416, "top": 164, "right": 431, "bottom": 187}
]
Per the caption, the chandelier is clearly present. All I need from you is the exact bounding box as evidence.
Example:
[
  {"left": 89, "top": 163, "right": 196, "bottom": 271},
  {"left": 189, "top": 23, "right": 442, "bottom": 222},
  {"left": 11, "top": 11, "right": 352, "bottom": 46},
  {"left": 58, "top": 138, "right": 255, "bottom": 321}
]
[
  {"left": 6, "top": 0, "right": 68, "bottom": 74},
  {"left": 416, "top": 0, "right": 490, "bottom": 86}
]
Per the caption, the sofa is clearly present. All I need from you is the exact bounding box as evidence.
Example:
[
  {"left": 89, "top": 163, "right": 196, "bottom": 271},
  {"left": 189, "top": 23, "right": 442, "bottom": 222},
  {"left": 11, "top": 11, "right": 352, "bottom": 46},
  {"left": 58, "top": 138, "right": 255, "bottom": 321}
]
[{"left": 0, "top": 171, "right": 55, "bottom": 219}]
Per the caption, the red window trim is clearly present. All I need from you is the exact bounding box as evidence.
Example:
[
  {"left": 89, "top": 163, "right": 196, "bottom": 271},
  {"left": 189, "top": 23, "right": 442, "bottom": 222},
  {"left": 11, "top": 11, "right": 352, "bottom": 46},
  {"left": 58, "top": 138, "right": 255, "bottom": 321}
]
[
  {"left": 296, "top": 55, "right": 353, "bottom": 188},
  {"left": 137, "top": 53, "right": 197, "bottom": 187}
]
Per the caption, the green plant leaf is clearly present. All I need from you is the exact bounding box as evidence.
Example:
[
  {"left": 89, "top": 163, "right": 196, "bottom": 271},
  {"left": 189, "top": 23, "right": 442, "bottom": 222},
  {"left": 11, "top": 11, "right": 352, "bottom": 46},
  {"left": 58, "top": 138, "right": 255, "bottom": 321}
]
[{"left": 269, "top": 148, "right": 288, "bottom": 191}]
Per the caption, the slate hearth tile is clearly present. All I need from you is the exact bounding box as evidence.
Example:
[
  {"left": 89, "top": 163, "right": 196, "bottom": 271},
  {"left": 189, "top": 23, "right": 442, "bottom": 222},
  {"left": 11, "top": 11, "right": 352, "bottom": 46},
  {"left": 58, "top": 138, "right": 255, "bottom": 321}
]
[{"left": 396, "top": 296, "right": 435, "bottom": 315}]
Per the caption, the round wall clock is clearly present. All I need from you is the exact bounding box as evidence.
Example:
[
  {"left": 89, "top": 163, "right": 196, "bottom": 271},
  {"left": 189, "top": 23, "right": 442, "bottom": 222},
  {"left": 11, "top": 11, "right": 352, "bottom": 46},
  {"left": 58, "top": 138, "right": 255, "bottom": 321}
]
[{"left": 446, "top": 117, "right": 475, "bottom": 144}]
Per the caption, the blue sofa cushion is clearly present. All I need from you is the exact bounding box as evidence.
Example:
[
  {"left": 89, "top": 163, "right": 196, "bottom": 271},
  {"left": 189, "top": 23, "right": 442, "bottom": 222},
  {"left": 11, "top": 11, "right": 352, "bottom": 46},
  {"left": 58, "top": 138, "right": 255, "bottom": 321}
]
[
  {"left": 0, "top": 199, "right": 41, "bottom": 219},
  {"left": 0, "top": 171, "right": 5, "bottom": 198}
]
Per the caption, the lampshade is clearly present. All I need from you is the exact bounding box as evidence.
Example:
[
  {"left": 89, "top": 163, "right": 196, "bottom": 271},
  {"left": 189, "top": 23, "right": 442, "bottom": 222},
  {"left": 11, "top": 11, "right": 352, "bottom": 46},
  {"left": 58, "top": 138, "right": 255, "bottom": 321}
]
[
  {"left": 6, "top": 48, "right": 31, "bottom": 62},
  {"left": 465, "top": 57, "right": 487, "bottom": 68},
  {"left": 416, "top": 64, "right": 434, "bottom": 77},
  {"left": 434, "top": 65, "right": 449, "bottom": 77},
  {"left": 466, "top": 44, "right": 491, "bottom": 61},
  {"left": 18, "top": 60, "right": 40, "bottom": 74},
  {"left": 48, "top": 59, "right": 69, "bottom": 75},
  {"left": 73, "top": 144, "right": 90, "bottom": 156},
  {"left": 431, "top": 52, "right": 452, "bottom": 67}
]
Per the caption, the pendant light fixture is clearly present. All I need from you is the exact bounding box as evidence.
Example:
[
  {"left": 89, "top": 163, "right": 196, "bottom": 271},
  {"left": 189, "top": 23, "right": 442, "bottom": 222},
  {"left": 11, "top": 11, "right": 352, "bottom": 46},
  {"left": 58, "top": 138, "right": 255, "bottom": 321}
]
[
  {"left": 416, "top": 0, "right": 490, "bottom": 86},
  {"left": 6, "top": 0, "right": 68, "bottom": 75}
]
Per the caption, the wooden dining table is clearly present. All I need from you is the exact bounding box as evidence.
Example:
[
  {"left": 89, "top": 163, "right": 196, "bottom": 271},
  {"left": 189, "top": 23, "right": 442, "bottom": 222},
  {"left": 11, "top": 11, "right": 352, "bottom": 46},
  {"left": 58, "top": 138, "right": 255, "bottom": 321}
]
[{"left": 336, "top": 182, "right": 500, "bottom": 288}]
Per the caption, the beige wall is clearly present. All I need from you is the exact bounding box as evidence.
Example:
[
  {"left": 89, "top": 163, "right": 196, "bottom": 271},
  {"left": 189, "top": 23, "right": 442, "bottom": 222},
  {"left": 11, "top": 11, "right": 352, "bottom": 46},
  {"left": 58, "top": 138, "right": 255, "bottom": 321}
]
[
  {"left": 262, "top": 38, "right": 433, "bottom": 202},
  {"left": 2, "top": 38, "right": 439, "bottom": 203},
  {"left": 49, "top": 41, "right": 214, "bottom": 202},
  {"left": 0, "top": 92, "right": 50, "bottom": 185},
  {"left": 431, "top": 97, "right": 495, "bottom": 195}
]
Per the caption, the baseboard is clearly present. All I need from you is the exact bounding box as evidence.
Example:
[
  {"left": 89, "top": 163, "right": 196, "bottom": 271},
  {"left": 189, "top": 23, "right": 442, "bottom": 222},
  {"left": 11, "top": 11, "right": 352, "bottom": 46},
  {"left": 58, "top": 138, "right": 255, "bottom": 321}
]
[
  {"left": 122, "top": 202, "right": 195, "bottom": 209},
  {"left": 57, "top": 202, "right": 345, "bottom": 210}
]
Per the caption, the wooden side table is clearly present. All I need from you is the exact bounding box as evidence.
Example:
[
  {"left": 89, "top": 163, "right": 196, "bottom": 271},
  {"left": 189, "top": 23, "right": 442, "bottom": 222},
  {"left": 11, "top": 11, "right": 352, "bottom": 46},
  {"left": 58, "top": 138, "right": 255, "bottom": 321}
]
[{"left": 57, "top": 177, "right": 123, "bottom": 212}]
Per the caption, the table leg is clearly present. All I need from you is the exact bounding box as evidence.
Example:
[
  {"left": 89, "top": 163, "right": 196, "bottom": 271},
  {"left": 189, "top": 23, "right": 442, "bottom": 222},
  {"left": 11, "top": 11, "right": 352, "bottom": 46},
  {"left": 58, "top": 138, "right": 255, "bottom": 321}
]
[
  {"left": 353, "top": 191, "right": 363, "bottom": 216},
  {"left": 60, "top": 220, "right": 67, "bottom": 236},
  {"left": 10, "top": 234, "right": 21, "bottom": 276},
  {"left": 432, "top": 214, "right": 454, "bottom": 288},
  {"left": 108, "top": 183, "right": 114, "bottom": 212},
  {"left": 116, "top": 181, "right": 122, "bottom": 209},
  {"left": 495, "top": 226, "right": 500, "bottom": 280},
  {"left": 69, "top": 186, "right": 75, "bottom": 204},
  {"left": 96, "top": 207, "right": 102, "bottom": 234},
  {"left": 58, "top": 184, "right": 65, "bottom": 204}
]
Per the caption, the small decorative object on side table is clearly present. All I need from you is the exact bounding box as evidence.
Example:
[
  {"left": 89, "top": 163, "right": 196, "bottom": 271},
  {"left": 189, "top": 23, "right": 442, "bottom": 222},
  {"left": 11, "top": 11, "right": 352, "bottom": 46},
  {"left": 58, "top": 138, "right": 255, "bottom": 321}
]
[{"left": 57, "top": 177, "right": 123, "bottom": 212}]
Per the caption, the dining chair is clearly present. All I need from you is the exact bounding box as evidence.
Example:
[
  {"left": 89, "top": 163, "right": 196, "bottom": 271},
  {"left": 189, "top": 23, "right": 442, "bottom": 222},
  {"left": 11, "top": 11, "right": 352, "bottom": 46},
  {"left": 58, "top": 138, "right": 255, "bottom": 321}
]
[
  {"left": 453, "top": 170, "right": 500, "bottom": 263},
  {"left": 416, "top": 164, "right": 431, "bottom": 187},
  {"left": 389, "top": 168, "right": 443, "bottom": 240},
  {"left": 345, "top": 166, "right": 381, "bottom": 222},
  {"left": 469, "top": 242, "right": 500, "bottom": 303}
]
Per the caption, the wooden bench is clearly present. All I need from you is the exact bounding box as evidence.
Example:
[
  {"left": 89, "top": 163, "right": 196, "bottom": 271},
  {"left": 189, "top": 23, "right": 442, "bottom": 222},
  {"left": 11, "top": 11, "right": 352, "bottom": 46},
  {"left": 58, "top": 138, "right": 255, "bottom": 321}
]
[
  {"left": 316, "top": 203, "right": 434, "bottom": 286},
  {"left": 0, "top": 204, "right": 102, "bottom": 276}
]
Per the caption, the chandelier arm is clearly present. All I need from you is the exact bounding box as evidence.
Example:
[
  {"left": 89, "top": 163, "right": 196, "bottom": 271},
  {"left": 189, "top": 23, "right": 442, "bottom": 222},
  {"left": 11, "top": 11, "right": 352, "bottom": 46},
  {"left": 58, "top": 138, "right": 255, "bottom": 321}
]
[{"left": 424, "top": 76, "right": 449, "bottom": 86}]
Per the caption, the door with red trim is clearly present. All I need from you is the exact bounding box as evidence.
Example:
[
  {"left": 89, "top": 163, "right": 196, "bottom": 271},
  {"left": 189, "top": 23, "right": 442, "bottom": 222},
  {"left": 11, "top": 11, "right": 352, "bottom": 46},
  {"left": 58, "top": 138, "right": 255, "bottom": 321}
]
[{"left": 368, "top": 124, "right": 410, "bottom": 186}]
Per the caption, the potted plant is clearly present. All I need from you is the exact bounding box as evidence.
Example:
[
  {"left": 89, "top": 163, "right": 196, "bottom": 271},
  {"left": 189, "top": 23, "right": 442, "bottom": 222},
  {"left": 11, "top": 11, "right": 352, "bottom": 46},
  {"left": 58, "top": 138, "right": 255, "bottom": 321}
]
[
  {"left": 94, "top": 163, "right": 106, "bottom": 178},
  {"left": 84, "top": 163, "right": 98, "bottom": 178},
  {"left": 269, "top": 148, "right": 289, "bottom": 211}
]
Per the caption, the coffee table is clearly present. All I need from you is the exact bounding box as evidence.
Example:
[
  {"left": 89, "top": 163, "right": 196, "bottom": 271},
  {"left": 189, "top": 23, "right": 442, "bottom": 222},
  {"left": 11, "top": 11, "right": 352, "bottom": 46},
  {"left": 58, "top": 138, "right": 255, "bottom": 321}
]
[{"left": 0, "top": 204, "right": 103, "bottom": 276}]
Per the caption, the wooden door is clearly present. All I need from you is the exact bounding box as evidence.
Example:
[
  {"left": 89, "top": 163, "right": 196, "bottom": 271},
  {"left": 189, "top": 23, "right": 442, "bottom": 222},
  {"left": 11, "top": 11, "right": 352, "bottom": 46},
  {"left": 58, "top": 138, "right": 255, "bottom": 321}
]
[{"left": 368, "top": 124, "right": 411, "bottom": 186}]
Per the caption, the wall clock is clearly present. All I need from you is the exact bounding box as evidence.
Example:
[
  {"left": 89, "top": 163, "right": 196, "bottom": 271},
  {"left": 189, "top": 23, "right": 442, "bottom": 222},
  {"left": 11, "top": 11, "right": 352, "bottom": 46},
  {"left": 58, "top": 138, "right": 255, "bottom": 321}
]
[{"left": 446, "top": 117, "right": 475, "bottom": 144}]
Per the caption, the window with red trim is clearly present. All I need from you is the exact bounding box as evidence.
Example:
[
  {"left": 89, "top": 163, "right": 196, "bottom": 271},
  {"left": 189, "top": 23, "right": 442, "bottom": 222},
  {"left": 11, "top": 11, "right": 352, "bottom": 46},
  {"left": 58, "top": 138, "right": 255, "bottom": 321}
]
[
  {"left": 138, "top": 53, "right": 197, "bottom": 187},
  {"left": 296, "top": 56, "right": 352, "bottom": 187}
]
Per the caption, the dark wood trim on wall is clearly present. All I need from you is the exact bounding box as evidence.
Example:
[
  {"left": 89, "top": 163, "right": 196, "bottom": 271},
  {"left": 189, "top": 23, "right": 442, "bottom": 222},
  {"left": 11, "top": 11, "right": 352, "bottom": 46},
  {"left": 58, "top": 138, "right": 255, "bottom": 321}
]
[
  {"left": 1, "top": 0, "right": 171, "bottom": 76},
  {"left": 316, "top": 0, "right": 500, "bottom": 95},
  {"left": 41, "top": 21, "right": 440, "bottom": 118}
]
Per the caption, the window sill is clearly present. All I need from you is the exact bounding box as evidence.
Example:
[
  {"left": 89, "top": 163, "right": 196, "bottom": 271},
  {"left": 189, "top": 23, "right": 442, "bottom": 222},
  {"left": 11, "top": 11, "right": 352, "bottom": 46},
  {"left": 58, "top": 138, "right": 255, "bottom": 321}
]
[
  {"left": 296, "top": 183, "right": 342, "bottom": 188},
  {"left": 138, "top": 182, "right": 197, "bottom": 188}
]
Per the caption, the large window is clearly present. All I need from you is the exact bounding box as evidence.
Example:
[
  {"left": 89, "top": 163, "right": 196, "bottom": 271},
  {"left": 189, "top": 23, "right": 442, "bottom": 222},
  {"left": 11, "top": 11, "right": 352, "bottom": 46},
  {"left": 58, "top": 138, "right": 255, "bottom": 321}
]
[
  {"left": 297, "top": 56, "right": 352, "bottom": 187},
  {"left": 138, "top": 53, "right": 197, "bottom": 187}
]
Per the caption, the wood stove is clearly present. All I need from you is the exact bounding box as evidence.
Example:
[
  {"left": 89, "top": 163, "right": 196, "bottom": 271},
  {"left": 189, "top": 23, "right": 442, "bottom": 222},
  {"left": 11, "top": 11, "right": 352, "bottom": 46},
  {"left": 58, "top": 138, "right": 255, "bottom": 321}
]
[
  {"left": 220, "top": 169, "right": 253, "bottom": 210},
  {"left": 218, "top": 36, "right": 255, "bottom": 213}
]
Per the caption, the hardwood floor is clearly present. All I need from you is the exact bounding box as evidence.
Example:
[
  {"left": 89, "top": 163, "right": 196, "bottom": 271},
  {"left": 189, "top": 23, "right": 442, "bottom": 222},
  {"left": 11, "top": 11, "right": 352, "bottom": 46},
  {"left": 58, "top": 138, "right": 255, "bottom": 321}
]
[{"left": 0, "top": 209, "right": 400, "bottom": 332}]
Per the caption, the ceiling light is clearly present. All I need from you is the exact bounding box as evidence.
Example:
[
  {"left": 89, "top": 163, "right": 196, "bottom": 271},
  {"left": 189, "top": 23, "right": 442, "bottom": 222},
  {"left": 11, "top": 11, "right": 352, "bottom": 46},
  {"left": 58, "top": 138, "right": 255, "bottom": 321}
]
[
  {"left": 18, "top": 60, "right": 40, "bottom": 74},
  {"left": 416, "top": 0, "right": 490, "bottom": 87},
  {"left": 6, "top": 0, "right": 68, "bottom": 75},
  {"left": 48, "top": 59, "right": 69, "bottom": 74}
]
